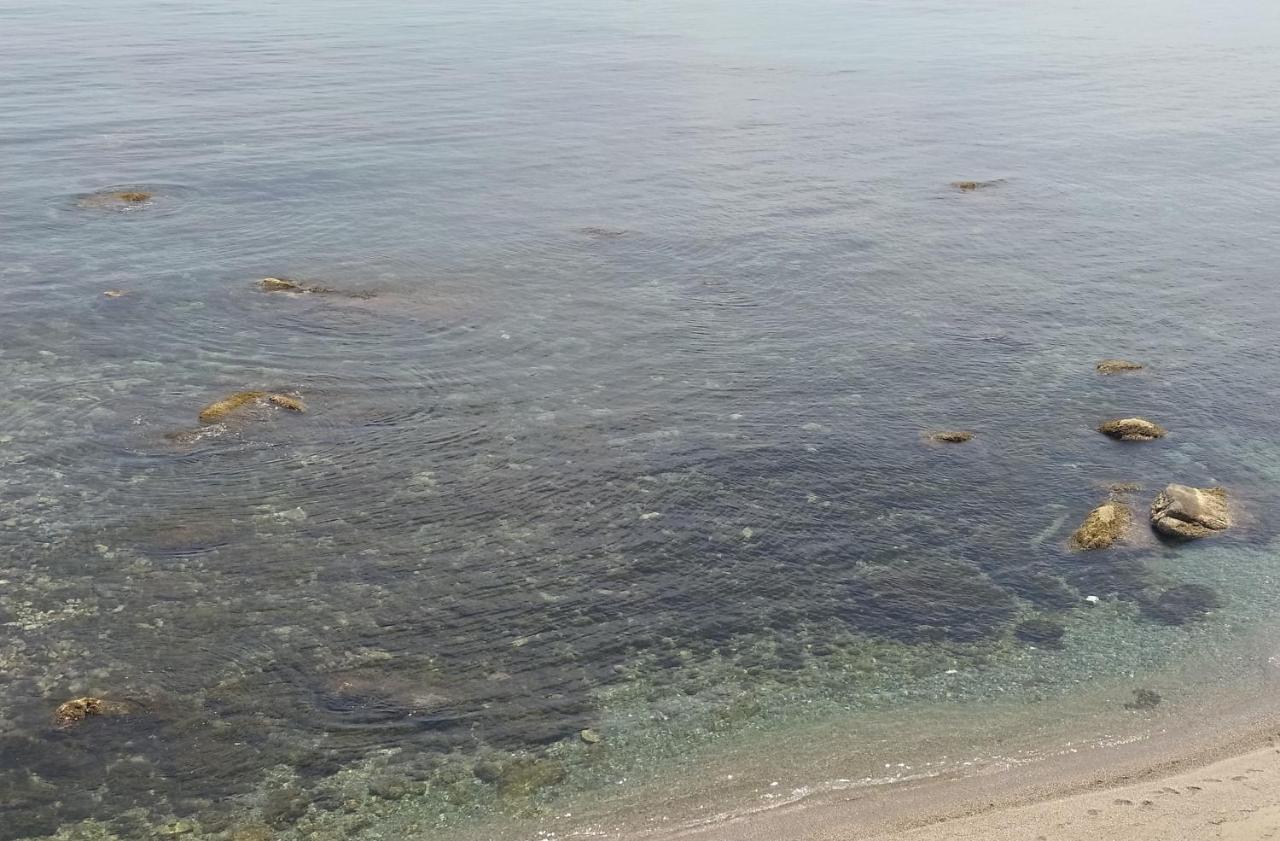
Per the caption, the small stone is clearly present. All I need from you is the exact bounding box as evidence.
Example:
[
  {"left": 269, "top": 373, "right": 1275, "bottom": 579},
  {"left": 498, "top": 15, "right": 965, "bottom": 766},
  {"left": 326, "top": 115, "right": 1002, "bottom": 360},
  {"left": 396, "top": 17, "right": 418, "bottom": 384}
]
[
  {"left": 1085, "top": 595, "right": 1100, "bottom": 605},
  {"left": 103, "top": 289, "right": 127, "bottom": 298},
  {"left": 1098, "top": 417, "right": 1165, "bottom": 441},
  {"left": 929, "top": 430, "right": 974, "bottom": 443},
  {"left": 1150, "top": 484, "right": 1230, "bottom": 539},
  {"left": 639, "top": 511, "right": 662, "bottom": 520},
  {"left": 579, "top": 728, "right": 602, "bottom": 745},
  {"left": 1096, "top": 359, "right": 1144, "bottom": 374}
]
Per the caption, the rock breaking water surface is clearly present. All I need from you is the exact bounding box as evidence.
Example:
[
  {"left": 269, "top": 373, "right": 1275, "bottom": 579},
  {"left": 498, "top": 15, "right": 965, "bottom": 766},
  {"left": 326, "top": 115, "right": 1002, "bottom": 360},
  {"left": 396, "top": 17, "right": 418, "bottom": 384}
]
[{"left": 2, "top": 0, "right": 1280, "bottom": 838}]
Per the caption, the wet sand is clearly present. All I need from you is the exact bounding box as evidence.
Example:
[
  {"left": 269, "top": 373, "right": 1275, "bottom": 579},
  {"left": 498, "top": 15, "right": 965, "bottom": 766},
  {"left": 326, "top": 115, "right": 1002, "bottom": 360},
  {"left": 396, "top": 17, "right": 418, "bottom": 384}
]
[{"left": 634, "top": 691, "right": 1280, "bottom": 841}]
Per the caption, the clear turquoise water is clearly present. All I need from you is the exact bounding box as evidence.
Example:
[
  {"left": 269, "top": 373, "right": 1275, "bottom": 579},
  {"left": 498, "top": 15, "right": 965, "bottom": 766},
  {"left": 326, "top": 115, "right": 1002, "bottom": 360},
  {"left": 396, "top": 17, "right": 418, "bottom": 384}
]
[{"left": 2, "top": 0, "right": 1280, "bottom": 838}]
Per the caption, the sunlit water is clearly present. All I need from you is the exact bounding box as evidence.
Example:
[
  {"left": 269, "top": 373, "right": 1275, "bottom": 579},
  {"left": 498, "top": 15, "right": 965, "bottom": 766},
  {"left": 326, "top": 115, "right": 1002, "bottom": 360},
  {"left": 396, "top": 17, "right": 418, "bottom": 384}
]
[{"left": 2, "top": 0, "right": 1280, "bottom": 838}]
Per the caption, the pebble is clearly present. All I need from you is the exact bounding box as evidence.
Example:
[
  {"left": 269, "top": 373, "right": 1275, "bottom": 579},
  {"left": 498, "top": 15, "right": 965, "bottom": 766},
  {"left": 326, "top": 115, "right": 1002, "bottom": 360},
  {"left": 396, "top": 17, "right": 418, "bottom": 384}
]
[{"left": 1085, "top": 595, "right": 1100, "bottom": 605}]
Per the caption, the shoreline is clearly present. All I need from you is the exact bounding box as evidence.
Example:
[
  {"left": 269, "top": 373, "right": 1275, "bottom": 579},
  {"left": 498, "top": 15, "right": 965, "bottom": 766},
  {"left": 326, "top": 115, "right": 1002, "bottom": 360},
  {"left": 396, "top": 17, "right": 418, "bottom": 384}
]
[{"left": 621, "top": 667, "right": 1280, "bottom": 841}]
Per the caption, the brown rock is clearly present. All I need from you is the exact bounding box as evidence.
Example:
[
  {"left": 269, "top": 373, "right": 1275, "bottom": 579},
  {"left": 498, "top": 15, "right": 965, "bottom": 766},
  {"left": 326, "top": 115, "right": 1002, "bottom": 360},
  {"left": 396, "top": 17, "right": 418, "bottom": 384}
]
[
  {"left": 260, "top": 277, "right": 308, "bottom": 292},
  {"left": 1072, "top": 500, "right": 1131, "bottom": 549},
  {"left": 267, "top": 393, "right": 306, "bottom": 413},
  {"left": 198, "top": 391, "right": 266, "bottom": 424},
  {"left": 1096, "top": 359, "right": 1144, "bottom": 374},
  {"left": 929, "top": 430, "right": 974, "bottom": 443},
  {"left": 950, "top": 180, "right": 1000, "bottom": 191},
  {"left": 1098, "top": 417, "right": 1165, "bottom": 441},
  {"left": 1151, "top": 484, "right": 1230, "bottom": 539},
  {"left": 53, "top": 696, "right": 133, "bottom": 727},
  {"left": 197, "top": 391, "right": 305, "bottom": 424}
]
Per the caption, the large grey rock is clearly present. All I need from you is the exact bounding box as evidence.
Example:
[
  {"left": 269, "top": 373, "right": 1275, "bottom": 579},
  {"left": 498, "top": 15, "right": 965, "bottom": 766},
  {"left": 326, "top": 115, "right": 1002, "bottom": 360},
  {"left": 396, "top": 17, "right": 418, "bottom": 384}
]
[{"left": 1150, "top": 484, "right": 1230, "bottom": 539}]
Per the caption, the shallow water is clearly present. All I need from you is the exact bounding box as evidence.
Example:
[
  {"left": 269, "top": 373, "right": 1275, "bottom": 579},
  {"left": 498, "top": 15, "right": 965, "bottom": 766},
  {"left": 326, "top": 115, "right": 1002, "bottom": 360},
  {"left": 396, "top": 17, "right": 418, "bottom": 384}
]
[{"left": 3, "top": 0, "right": 1280, "bottom": 838}]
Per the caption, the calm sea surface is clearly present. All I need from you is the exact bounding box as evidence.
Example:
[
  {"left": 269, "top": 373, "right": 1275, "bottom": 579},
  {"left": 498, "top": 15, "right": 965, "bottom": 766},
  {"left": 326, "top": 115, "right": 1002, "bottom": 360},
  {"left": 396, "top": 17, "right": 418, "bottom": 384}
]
[{"left": 3, "top": 0, "right": 1280, "bottom": 838}]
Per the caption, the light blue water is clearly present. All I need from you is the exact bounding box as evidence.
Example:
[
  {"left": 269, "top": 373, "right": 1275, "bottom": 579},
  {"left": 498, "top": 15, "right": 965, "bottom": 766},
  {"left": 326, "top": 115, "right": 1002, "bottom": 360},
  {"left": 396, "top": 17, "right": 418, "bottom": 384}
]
[{"left": 2, "top": 0, "right": 1279, "bottom": 838}]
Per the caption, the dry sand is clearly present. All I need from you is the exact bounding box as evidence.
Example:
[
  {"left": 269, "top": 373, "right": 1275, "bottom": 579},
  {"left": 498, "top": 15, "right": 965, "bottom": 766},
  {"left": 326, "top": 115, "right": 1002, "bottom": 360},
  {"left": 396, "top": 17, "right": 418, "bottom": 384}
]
[{"left": 635, "top": 699, "right": 1280, "bottom": 841}]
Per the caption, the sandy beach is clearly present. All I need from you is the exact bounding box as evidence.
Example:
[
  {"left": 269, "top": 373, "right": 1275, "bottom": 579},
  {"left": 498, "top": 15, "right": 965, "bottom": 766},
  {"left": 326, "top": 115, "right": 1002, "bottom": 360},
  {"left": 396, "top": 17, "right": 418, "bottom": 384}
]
[{"left": 636, "top": 693, "right": 1280, "bottom": 841}]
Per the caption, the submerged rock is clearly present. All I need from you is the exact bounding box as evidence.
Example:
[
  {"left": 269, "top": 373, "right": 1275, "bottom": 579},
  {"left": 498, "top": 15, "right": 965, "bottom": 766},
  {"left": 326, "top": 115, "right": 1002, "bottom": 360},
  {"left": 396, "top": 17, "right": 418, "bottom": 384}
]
[
  {"left": 474, "top": 756, "right": 567, "bottom": 799},
  {"left": 260, "top": 277, "right": 316, "bottom": 293},
  {"left": 53, "top": 697, "right": 105, "bottom": 726},
  {"left": 78, "top": 189, "right": 153, "bottom": 208},
  {"left": 929, "top": 430, "right": 974, "bottom": 443},
  {"left": 197, "top": 391, "right": 305, "bottom": 424},
  {"left": 1150, "top": 484, "right": 1230, "bottom": 539},
  {"left": 259, "top": 277, "right": 373, "bottom": 298},
  {"left": 1072, "top": 499, "right": 1131, "bottom": 550},
  {"left": 1013, "top": 617, "right": 1066, "bottom": 649},
  {"left": 579, "top": 728, "right": 602, "bottom": 745},
  {"left": 1123, "top": 688, "right": 1162, "bottom": 710},
  {"left": 1098, "top": 417, "right": 1166, "bottom": 441},
  {"left": 52, "top": 696, "right": 133, "bottom": 727},
  {"left": 1096, "top": 359, "right": 1144, "bottom": 375},
  {"left": 950, "top": 180, "right": 1001, "bottom": 191},
  {"left": 262, "top": 786, "right": 309, "bottom": 827},
  {"left": 103, "top": 289, "right": 128, "bottom": 299},
  {"left": 1142, "top": 583, "right": 1223, "bottom": 625},
  {"left": 578, "top": 226, "right": 626, "bottom": 238}
]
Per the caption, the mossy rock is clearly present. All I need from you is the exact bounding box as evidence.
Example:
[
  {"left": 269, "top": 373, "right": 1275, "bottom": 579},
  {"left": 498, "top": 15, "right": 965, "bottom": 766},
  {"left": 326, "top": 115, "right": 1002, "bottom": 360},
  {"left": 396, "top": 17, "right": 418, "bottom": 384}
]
[
  {"left": 1072, "top": 499, "right": 1131, "bottom": 550},
  {"left": 52, "top": 696, "right": 137, "bottom": 727},
  {"left": 929, "top": 430, "right": 974, "bottom": 444},
  {"left": 1098, "top": 417, "right": 1165, "bottom": 441},
  {"left": 197, "top": 390, "right": 305, "bottom": 424},
  {"left": 1096, "top": 359, "right": 1144, "bottom": 374}
]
